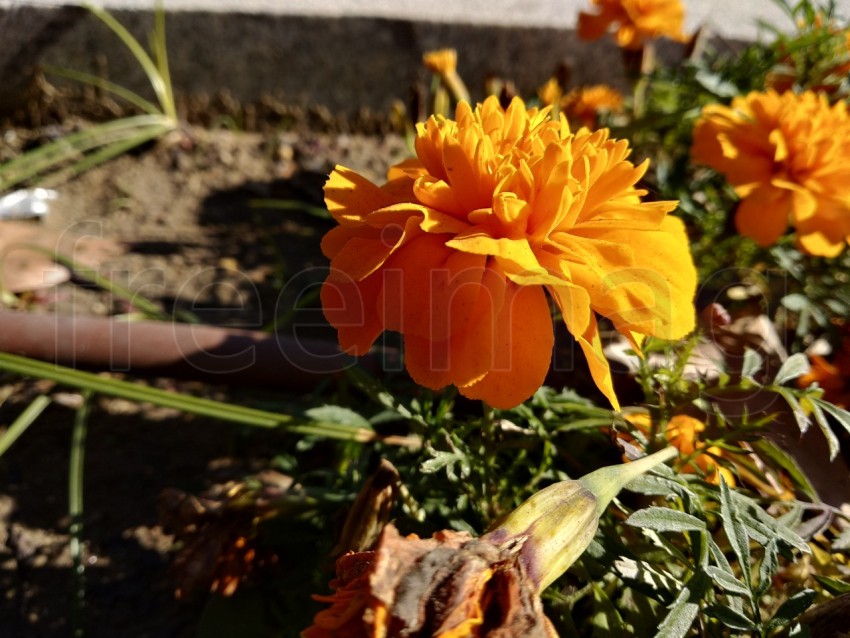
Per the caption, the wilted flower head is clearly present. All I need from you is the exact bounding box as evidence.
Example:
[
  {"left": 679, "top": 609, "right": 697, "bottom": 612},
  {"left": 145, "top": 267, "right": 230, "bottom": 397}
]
[
  {"left": 303, "top": 449, "right": 675, "bottom": 637},
  {"left": 321, "top": 97, "right": 696, "bottom": 409},
  {"left": 302, "top": 525, "right": 557, "bottom": 638},
  {"left": 692, "top": 90, "right": 850, "bottom": 257},
  {"left": 577, "top": 0, "right": 687, "bottom": 50}
]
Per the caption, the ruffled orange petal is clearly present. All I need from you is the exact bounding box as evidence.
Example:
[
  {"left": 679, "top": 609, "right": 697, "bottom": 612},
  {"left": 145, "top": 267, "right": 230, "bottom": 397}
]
[
  {"left": 734, "top": 187, "right": 791, "bottom": 247},
  {"left": 403, "top": 267, "right": 507, "bottom": 393},
  {"left": 571, "top": 216, "right": 697, "bottom": 339},
  {"left": 459, "top": 283, "right": 554, "bottom": 409},
  {"left": 321, "top": 268, "right": 384, "bottom": 355},
  {"left": 378, "top": 235, "right": 487, "bottom": 341},
  {"left": 548, "top": 283, "right": 620, "bottom": 410},
  {"left": 324, "top": 166, "right": 400, "bottom": 226}
]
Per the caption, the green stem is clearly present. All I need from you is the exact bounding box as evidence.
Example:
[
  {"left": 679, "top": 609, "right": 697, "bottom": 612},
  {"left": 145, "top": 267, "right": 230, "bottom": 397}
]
[
  {"left": 580, "top": 446, "right": 678, "bottom": 517},
  {"left": 69, "top": 391, "right": 92, "bottom": 638}
]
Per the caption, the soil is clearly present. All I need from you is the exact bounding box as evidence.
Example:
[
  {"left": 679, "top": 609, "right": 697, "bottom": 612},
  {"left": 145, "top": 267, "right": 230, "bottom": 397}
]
[{"left": 0, "top": 122, "right": 409, "bottom": 637}]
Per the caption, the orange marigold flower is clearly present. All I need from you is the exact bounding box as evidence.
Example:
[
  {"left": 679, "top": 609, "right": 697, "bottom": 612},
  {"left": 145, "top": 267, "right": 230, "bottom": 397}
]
[
  {"left": 577, "top": 0, "right": 687, "bottom": 50},
  {"left": 561, "top": 85, "right": 624, "bottom": 129},
  {"left": 320, "top": 97, "right": 696, "bottom": 409},
  {"left": 692, "top": 90, "right": 850, "bottom": 257},
  {"left": 537, "top": 77, "right": 563, "bottom": 107},
  {"left": 423, "top": 48, "right": 457, "bottom": 75},
  {"left": 798, "top": 334, "right": 850, "bottom": 408},
  {"left": 624, "top": 413, "right": 734, "bottom": 485}
]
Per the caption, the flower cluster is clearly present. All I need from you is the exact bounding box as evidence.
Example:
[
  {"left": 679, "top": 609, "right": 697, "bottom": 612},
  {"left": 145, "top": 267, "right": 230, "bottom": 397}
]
[
  {"left": 577, "top": 0, "right": 687, "bottom": 50},
  {"left": 321, "top": 97, "right": 696, "bottom": 409},
  {"left": 691, "top": 90, "right": 850, "bottom": 257}
]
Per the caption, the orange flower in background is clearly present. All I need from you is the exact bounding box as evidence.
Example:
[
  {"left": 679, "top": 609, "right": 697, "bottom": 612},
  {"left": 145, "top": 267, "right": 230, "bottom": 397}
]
[
  {"left": 625, "top": 413, "right": 734, "bottom": 485},
  {"left": 692, "top": 90, "right": 850, "bottom": 257},
  {"left": 577, "top": 0, "right": 687, "bottom": 50},
  {"left": 798, "top": 332, "right": 850, "bottom": 407},
  {"left": 423, "top": 48, "right": 457, "bottom": 76},
  {"left": 423, "top": 48, "right": 470, "bottom": 104},
  {"left": 561, "top": 85, "right": 624, "bottom": 129},
  {"left": 321, "top": 97, "right": 696, "bottom": 409}
]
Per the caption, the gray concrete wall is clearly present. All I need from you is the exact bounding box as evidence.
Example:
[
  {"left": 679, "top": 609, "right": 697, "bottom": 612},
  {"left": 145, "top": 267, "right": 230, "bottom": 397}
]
[{"left": 0, "top": 0, "right": 842, "bottom": 119}]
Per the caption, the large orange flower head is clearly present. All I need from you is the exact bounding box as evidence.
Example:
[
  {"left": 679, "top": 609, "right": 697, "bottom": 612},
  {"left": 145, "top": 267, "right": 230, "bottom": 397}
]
[
  {"left": 321, "top": 97, "right": 697, "bottom": 409},
  {"left": 577, "top": 0, "right": 687, "bottom": 50},
  {"left": 691, "top": 90, "right": 850, "bottom": 257}
]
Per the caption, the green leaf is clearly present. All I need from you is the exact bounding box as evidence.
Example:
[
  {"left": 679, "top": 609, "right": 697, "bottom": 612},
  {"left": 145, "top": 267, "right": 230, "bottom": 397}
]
[
  {"left": 805, "top": 397, "right": 841, "bottom": 461},
  {"left": 741, "top": 348, "right": 764, "bottom": 380},
  {"left": 704, "top": 565, "right": 751, "bottom": 597},
  {"left": 705, "top": 603, "right": 757, "bottom": 631},
  {"left": 719, "top": 477, "right": 751, "bottom": 588},
  {"left": 626, "top": 474, "right": 699, "bottom": 508},
  {"left": 304, "top": 405, "right": 372, "bottom": 430},
  {"left": 614, "top": 557, "right": 681, "bottom": 604},
  {"left": 590, "top": 582, "right": 628, "bottom": 637},
  {"left": 625, "top": 507, "right": 707, "bottom": 534},
  {"left": 729, "top": 490, "right": 809, "bottom": 554},
  {"left": 751, "top": 440, "right": 819, "bottom": 501},
  {"left": 653, "top": 573, "right": 708, "bottom": 638},
  {"left": 772, "top": 353, "right": 812, "bottom": 386},
  {"left": 0, "top": 352, "right": 376, "bottom": 443},
  {"left": 814, "top": 399, "right": 850, "bottom": 437},
  {"left": 776, "top": 388, "right": 812, "bottom": 435},
  {"left": 420, "top": 449, "right": 470, "bottom": 479},
  {"left": 756, "top": 539, "right": 779, "bottom": 597},
  {"left": 814, "top": 575, "right": 850, "bottom": 595},
  {"left": 766, "top": 589, "right": 816, "bottom": 631}
]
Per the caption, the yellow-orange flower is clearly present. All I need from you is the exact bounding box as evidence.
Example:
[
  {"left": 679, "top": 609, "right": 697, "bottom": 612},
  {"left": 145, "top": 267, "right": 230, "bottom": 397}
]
[
  {"left": 321, "top": 97, "right": 696, "bottom": 409},
  {"left": 423, "top": 48, "right": 457, "bottom": 75},
  {"left": 624, "top": 413, "right": 734, "bottom": 485},
  {"left": 692, "top": 90, "right": 850, "bottom": 257},
  {"left": 577, "top": 0, "right": 687, "bottom": 50},
  {"left": 798, "top": 331, "right": 850, "bottom": 408},
  {"left": 561, "top": 85, "right": 624, "bottom": 129}
]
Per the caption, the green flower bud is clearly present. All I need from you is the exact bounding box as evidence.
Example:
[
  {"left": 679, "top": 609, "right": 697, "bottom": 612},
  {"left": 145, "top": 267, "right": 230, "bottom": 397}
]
[{"left": 483, "top": 447, "right": 677, "bottom": 591}]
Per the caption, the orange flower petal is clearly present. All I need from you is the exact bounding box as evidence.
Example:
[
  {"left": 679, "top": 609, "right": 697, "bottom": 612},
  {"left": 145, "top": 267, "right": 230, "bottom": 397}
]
[
  {"left": 321, "top": 268, "right": 385, "bottom": 355},
  {"left": 734, "top": 188, "right": 790, "bottom": 248},
  {"left": 459, "top": 283, "right": 554, "bottom": 409},
  {"left": 324, "top": 166, "right": 400, "bottom": 226},
  {"left": 379, "top": 234, "right": 486, "bottom": 341}
]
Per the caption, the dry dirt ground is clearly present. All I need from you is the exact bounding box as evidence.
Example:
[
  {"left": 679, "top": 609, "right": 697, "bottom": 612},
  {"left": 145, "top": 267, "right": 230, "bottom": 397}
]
[{"left": 0, "top": 125, "right": 409, "bottom": 637}]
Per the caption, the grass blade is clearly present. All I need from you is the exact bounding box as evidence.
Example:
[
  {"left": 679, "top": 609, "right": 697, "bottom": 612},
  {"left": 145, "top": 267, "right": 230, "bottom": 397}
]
[
  {"left": 0, "top": 352, "right": 381, "bottom": 442},
  {"left": 0, "top": 114, "right": 172, "bottom": 191},
  {"left": 83, "top": 3, "right": 173, "bottom": 117},
  {"left": 0, "top": 394, "right": 51, "bottom": 457},
  {"left": 43, "top": 65, "right": 162, "bottom": 115}
]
